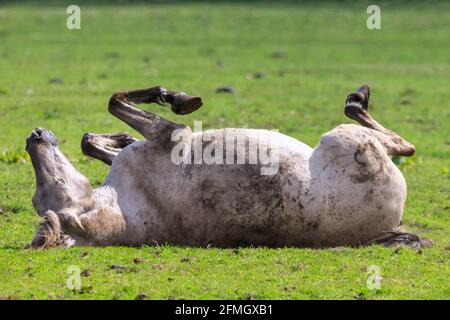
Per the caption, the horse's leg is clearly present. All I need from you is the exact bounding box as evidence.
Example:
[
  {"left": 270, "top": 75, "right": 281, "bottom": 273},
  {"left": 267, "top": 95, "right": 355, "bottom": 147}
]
[
  {"left": 31, "top": 206, "right": 126, "bottom": 248},
  {"left": 81, "top": 132, "right": 138, "bottom": 165},
  {"left": 344, "top": 85, "right": 416, "bottom": 156},
  {"left": 344, "top": 86, "right": 431, "bottom": 249},
  {"left": 74, "top": 207, "right": 126, "bottom": 246},
  {"left": 366, "top": 227, "right": 433, "bottom": 249},
  {"left": 108, "top": 86, "right": 202, "bottom": 141}
]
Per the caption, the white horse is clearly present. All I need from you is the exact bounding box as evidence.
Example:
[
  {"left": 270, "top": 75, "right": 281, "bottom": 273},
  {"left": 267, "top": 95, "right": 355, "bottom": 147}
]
[{"left": 27, "top": 85, "right": 429, "bottom": 248}]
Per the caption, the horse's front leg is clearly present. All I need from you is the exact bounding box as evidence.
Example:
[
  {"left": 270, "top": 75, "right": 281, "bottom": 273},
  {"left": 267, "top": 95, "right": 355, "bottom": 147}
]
[
  {"left": 81, "top": 132, "right": 139, "bottom": 165},
  {"left": 108, "top": 86, "right": 202, "bottom": 141},
  {"left": 31, "top": 206, "right": 125, "bottom": 248}
]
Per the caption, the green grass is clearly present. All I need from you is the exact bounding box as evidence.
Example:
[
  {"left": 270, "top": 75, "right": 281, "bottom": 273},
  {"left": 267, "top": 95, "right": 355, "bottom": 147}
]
[{"left": 0, "top": 0, "right": 449, "bottom": 299}]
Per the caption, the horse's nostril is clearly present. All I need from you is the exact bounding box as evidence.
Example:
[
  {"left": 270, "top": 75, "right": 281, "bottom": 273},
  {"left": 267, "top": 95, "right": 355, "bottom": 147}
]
[{"left": 32, "top": 128, "right": 44, "bottom": 140}]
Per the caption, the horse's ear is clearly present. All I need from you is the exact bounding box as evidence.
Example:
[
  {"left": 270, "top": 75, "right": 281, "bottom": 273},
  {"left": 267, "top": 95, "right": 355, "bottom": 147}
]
[{"left": 31, "top": 210, "right": 61, "bottom": 249}]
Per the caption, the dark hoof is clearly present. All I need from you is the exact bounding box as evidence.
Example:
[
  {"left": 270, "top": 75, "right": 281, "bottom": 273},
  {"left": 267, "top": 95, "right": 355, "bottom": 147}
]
[
  {"left": 345, "top": 84, "right": 370, "bottom": 110},
  {"left": 107, "top": 132, "right": 138, "bottom": 148},
  {"left": 368, "top": 231, "right": 433, "bottom": 249},
  {"left": 356, "top": 84, "right": 370, "bottom": 101},
  {"left": 170, "top": 95, "right": 203, "bottom": 115},
  {"left": 82, "top": 132, "right": 136, "bottom": 150}
]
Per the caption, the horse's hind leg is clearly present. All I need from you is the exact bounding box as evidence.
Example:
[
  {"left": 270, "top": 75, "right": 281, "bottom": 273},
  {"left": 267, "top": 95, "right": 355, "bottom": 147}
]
[
  {"left": 108, "top": 86, "right": 202, "bottom": 141},
  {"left": 367, "top": 227, "right": 433, "bottom": 249},
  {"left": 81, "top": 132, "right": 138, "bottom": 165},
  {"left": 344, "top": 85, "right": 416, "bottom": 156},
  {"left": 345, "top": 87, "right": 431, "bottom": 249}
]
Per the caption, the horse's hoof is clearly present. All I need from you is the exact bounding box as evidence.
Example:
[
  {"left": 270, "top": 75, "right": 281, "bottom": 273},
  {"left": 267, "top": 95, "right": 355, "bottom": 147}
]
[
  {"left": 367, "top": 231, "right": 433, "bottom": 249},
  {"left": 345, "top": 84, "right": 370, "bottom": 110},
  {"left": 170, "top": 94, "right": 203, "bottom": 115}
]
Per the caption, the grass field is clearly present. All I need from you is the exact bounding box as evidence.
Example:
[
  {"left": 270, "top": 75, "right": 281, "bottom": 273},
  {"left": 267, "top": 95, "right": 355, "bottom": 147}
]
[{"left": 0, "top": 0, "right": 449, "bottom": 299}]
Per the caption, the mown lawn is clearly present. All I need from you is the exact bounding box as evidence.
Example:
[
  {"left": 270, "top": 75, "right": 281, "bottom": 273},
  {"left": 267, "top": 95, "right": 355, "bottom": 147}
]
[{"left": 0, "top": 0, "right": 448, "bottom": 299}]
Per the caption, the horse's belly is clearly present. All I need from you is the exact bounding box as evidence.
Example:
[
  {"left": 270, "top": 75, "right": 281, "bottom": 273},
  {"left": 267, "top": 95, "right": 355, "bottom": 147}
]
[{"left": 107, "top": 130, "right": 317, "bottom": 246}]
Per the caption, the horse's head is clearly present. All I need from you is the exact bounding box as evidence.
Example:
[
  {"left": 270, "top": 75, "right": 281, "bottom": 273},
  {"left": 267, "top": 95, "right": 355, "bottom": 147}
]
[{"left": 26, "top": 128, "right": 94, "bottom": 215}]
